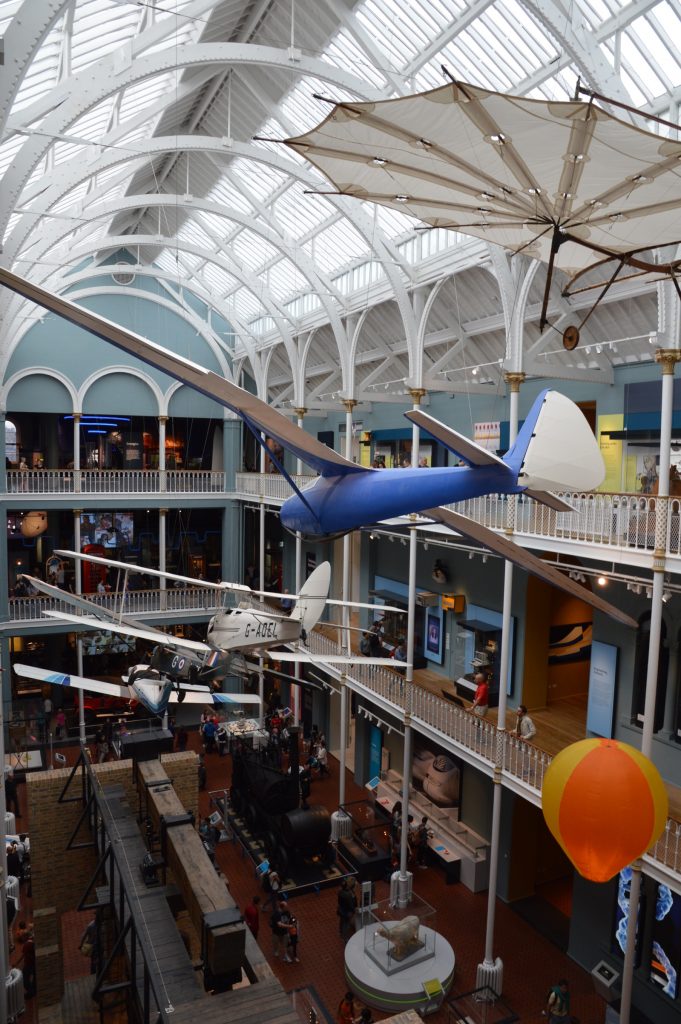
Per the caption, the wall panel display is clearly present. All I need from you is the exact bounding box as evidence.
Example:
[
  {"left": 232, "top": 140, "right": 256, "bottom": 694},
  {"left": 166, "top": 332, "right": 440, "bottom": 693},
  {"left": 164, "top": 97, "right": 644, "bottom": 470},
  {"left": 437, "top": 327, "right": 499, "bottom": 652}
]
[
  {"left": 412, "top": 738, "right": 461, "bottom": 808},
  {"left": 650, "top": 883, "right": 681, "bottom": 998}
]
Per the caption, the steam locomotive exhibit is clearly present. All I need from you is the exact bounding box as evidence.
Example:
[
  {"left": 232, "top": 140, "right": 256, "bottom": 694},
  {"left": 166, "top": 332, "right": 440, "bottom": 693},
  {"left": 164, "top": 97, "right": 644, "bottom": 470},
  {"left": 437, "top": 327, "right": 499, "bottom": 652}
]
[{"left": 228, "top": 726, "right": 332, "bottom": 877}]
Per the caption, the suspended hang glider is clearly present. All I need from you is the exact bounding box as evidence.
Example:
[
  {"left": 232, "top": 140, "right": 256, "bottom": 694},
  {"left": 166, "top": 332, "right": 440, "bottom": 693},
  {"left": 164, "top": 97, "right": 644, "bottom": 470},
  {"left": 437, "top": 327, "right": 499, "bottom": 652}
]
[
  {"left": 0, "top": 268, "right": 636, "bottom": 628},
  {"left": 280, "top": 78, "right": 681, "bottom": 348}
]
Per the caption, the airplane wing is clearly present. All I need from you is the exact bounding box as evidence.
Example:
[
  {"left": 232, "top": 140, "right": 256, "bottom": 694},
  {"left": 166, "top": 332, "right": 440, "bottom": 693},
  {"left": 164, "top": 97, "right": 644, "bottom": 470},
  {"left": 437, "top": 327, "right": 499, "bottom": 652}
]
[
  {"left": 523, "top": 489, "right": 576, "bottom": 513},
  {"left": 13, "top": 663, "right": 131, "bottom": 698},
  {"left": 21, "top": 573, "right": 145, "bottom": 624},
  {"left": 405, "top": 409, "right": 507, "bottom": 468},
  {"left": 0, "top": 268, "right": 363, "bottom": 478},
  {"left": 165, "top": 688, "right": 261, "bottom": 705},
  {"left": 263, "top": 650, "right": 407, "bottom": 667},
  {"left": 422, "top": 506, "right": 637, "bottom": 628},
  {"left": 325, "top": 599, "right": 407, "bottom": 614},
  {"left": 41, "top": 610, "right": 211, "bottom": 653}
]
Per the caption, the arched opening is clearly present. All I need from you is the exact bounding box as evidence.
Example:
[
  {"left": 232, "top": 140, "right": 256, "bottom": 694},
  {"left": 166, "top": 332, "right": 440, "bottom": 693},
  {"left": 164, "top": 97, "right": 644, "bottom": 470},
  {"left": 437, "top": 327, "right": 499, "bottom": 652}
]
[{"left": 5, "top": 419, "right": 17, "bottom": 465}]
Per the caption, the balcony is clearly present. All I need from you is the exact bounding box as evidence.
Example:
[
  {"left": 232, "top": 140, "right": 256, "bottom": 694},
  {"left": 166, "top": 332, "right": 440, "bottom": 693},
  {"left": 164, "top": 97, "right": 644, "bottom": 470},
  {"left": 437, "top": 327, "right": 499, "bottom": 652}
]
[
  {"left": 8, "top": 587, "right": 221, "bottom": 624},
  {"left": 234, "top": 472, "right": 679, "bottom": 569},
  {"left": 5, "top": 469, "right": 227, "bottom": 496}
]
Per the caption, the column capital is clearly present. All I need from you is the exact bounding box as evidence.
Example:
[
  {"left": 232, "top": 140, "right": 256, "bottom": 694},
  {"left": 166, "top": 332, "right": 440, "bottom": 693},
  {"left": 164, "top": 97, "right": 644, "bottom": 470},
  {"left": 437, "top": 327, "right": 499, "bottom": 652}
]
[
  {"left": 408, "top": 388, "right": 427, "bottom": 404},
  {"left": 504, "top": 371, "right": 526, "bottom": 392},
  {"left": 342, "top": 399, "right": 357, "bottom": 412},
  {"left": 159, "top": 508, "right": 168, "bottom": 514},
  {"left": 655, "top": 349, "right": 681, "bottom": 375},
  {"left": 293, "top": 407, "right": 307, "bottom": 419},
  {"left": 72, "top": 509, "right": 83, "bottom": 515},
  {"left": 72, "top": 411, "right": 81, "bottom": 420},
  {"left": 158, "top": 414, "right": 169, "bottom": 424}
]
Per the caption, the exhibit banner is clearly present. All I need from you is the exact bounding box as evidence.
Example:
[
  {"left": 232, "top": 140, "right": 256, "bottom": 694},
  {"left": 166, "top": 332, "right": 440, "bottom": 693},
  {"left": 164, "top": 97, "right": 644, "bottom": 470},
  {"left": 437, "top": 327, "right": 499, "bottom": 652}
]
[
  {"left": 586, "top": 639, "right": 618, "bottom": 738},
  {"left": 369, "top": 724, "right": 383, "bottom": 782}
]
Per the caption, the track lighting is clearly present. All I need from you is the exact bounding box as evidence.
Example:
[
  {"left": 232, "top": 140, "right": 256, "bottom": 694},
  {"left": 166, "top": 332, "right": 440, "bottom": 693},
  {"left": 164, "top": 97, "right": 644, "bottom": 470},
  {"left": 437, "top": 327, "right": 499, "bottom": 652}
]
[{"left": 663, "top": 590, "right": 672, "bottom": 603}]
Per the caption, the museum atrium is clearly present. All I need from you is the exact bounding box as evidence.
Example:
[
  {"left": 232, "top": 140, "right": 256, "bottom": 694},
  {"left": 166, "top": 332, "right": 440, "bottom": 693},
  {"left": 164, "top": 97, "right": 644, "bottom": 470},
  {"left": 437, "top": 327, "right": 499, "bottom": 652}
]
[{"left": 4, "top": 1, "right": 681, "bottom": 1024}]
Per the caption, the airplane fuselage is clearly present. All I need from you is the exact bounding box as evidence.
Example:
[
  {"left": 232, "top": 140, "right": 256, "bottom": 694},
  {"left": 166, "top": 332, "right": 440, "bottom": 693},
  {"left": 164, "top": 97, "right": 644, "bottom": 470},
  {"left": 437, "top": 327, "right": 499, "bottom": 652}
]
[
  {"left": 207, "top": 607, "right": 301, "bottom": 654},
  {"left": 280, "top": 463, "right": 521, "bottom": 537}
]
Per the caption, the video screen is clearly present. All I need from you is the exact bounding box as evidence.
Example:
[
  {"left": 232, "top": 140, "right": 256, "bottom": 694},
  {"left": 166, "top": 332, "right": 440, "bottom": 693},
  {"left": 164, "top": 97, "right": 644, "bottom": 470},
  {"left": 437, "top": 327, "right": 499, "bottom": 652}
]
[
  {"left": 80, "top": 512, "right": 134, "bottom": 549},
  {"left": 649, "top": 883, "right": 681, "bottom": 998},
  {"left": 81, "top": 632, "right": 135, "bottom": 657}
]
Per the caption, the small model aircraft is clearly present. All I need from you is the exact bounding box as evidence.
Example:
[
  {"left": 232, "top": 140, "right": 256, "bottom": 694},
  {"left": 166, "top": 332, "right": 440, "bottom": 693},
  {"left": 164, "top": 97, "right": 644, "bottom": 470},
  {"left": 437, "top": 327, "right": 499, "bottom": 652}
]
[
  {"left": 0, "top": 268, "right": 636, "bottom": 628},
  {"left": 13, "top": 553, "right": 405, "bottom": 717}
]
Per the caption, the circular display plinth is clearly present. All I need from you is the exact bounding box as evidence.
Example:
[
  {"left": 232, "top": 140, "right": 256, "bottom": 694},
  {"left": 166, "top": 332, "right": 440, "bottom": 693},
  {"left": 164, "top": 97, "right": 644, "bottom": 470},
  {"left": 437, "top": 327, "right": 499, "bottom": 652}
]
[{"left": 345, "top": 923, "right": 455, "bottom": 1016}]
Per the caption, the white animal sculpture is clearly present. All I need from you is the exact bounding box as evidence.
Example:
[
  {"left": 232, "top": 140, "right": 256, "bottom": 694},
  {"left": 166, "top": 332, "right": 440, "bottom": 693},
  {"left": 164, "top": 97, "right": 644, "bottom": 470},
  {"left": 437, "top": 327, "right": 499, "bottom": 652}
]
[{"left": 376, "top": 915, "right": 420, "bottom": 958}]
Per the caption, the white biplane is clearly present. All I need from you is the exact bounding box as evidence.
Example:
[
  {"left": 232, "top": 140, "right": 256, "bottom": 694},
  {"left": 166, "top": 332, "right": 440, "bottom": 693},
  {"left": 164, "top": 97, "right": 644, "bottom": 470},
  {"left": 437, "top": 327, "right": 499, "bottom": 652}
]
[{"left": 13, "top": 550, "right": 405, "bottom": 718}]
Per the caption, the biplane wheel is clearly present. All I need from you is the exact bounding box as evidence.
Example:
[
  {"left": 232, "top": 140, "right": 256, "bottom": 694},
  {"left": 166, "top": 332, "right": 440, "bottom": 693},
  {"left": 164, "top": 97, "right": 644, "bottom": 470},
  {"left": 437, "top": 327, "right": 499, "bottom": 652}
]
[{"left": 563, "top": 325, "right": 580, "bottom": 350}]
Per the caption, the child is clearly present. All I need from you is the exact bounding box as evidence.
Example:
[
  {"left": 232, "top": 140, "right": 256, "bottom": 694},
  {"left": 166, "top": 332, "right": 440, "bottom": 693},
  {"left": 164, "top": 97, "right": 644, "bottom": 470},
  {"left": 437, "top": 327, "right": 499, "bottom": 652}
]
[{"left": 284, "top": 914, "right": 299, "bottom": 963}]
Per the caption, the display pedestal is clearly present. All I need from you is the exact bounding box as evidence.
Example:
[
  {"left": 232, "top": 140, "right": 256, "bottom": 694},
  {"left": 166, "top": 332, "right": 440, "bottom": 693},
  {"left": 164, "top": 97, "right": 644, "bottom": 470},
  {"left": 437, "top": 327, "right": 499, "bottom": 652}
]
[{"left": 345, "top": 923, "right": 455, "bottom": 1016}]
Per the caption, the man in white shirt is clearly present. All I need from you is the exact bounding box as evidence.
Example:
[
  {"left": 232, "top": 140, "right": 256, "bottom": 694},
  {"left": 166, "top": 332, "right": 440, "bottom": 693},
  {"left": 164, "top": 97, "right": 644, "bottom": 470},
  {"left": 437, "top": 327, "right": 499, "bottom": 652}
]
[{"left": 516, "top": 705, "right": 537, "bottom": 741}]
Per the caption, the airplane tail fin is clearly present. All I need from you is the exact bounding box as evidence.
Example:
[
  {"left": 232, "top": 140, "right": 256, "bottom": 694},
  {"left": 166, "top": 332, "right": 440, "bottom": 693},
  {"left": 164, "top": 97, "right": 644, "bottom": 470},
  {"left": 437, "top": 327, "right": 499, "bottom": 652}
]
[
  {"left": 292, "top": 561, "right": 331, "bottom": 632},
  {"left": 503, "top": 389, "right": 605, "bottom": 493}
]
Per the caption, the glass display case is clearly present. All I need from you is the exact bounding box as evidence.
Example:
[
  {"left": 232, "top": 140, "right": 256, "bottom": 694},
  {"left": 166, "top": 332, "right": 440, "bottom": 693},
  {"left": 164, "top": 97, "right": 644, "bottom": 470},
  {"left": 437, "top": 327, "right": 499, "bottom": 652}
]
[
  {"left": 338, "top": 799, "right": 393, "bottom": 881},
  {"left": 364, "top": 894, "right": 438, "bottom": 976}
]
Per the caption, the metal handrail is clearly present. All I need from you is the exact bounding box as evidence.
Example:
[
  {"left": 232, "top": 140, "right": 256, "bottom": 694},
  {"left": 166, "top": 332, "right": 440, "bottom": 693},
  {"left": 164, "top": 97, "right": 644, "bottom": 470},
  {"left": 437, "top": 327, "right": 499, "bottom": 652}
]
[{"left": 6, "top": 469, "right": 226, "bottom": 494}]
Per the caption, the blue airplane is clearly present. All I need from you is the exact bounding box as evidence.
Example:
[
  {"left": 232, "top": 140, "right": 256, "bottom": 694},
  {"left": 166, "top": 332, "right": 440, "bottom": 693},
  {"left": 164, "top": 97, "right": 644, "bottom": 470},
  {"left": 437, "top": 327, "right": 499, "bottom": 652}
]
[{"left": 0, "top": 267, "right": 635, "bottom": 627}]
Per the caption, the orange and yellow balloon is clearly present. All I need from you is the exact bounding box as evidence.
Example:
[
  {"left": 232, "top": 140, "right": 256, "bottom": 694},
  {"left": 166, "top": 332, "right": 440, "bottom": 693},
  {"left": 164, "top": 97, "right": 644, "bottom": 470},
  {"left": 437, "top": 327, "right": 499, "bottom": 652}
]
[{"left": 542, "top": 738, "right": 668, "bottom": 883}]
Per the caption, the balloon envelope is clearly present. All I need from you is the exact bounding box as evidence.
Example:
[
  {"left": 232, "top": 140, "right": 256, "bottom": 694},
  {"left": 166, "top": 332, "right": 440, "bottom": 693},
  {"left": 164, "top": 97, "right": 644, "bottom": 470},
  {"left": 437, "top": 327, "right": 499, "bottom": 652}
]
[{"left": 542, "top": 738, "right": 668, "bottom": 883}]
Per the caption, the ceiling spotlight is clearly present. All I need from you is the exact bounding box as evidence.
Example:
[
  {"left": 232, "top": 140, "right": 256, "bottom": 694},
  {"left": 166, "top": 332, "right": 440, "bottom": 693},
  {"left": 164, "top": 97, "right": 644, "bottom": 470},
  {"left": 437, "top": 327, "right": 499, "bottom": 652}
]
[
  {"left": 662, "top": 590, "right": 672, "bottom": 603},
  {"left": 646, "top": 587, "right": 653, "bottom": 599},
  {"left": 395, "top": 195, "right": 409, "bottom": 203},
  {"left": 633, "top": 584, "right": 642, "bottom": 595},
  {"left": 649, "top": 333, "right": 657, "bottom": 345},
  {"left": 597, "top": 576, "right": 607, "bottom": 587},
  {"left": 424, "top": 542, "right": 429, "bottom": 551},
  {"left": 372, "top": 157, "right": 387, "bottom": 166},
  {"left": 471, "top": 367, "right": 479, "bottom": 375},
  {"left": 468, "top": 551, "right": 475, "bottom": 560},
  {"left": 369, "top": 532, "right": 376, "bottom": 540},
  {"left": 595, "top": 344, "right": 602, "bottom": 354},
  {"left": 482, "top": 554, "right": 488, "bottom": 564}
]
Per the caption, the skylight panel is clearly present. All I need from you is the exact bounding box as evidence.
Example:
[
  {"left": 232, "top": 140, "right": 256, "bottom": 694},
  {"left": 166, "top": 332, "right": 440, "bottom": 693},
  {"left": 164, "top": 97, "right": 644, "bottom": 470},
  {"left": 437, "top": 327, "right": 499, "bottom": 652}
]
[
  {"left": 200, "top": 262, "right": 238, "bottom": 295},
  {"left": 272, "top": 183, "right": 332, "bottom": 240},
  {"left": 24, "top": 156, "right": 48, "bottom": 191},
  {"left": 230, "top": 157, "right": 289, "bottom": 203},
  {"left": 571, "top": 0, "right": 605, "bottom": 30},
  {"left": 232, "top": 230, "right": 279, "bottom": 273},
  {"left": 267, "top": 258, "right": 305, "bottom": 302},
  {"left": 229, "top": 287, "right": 266, "bottom": 321},
  {"left": 197, "top": 209, "right": 239, "bottom": 241},
  {"left": 630, "top": 14, "right": 681, "bottom": 89},
  {"left": 280, "top": 78, "right": 357, "bottom": 135},
  {"left": 356, "top": 0, "right": 423, "bottom": 68},
  {"left": 205, "top": 177, "right": 253, "bottom": 215},
  {"left": 114, "top": 119, "right": 156, "bottom": 147},
  {"left": 0, "top": 1, "right": 21, "bottom": 34},
  {"left": 0, "top": 133, "right": 23, "bottom": 177},
  {"left": 618, "top": 32, "right": 666, "bottom": 101},
  {"left": 307, "top": 220, "right": 368, "bottom": 274},
  {"left": 177, "top": 219, "right": 213, "bottom": 251},
  {"left": 69, "top": 99, "right": 115, "bottom": 143},
  {"left": 11, "top": 23, "right": 63, "bottom": 113},
  {"left": 322, "top": 28, "right": 388, "bottom": 89},
  {"left": 155, "top": 250, "right": 184, "bottom": 275},
  {"left": 87, "top": 180, "right": 128, "bottom": 210},
  {"left": 119, "top": 72, "right": 180, "bottom": 124},
  {"left": 53, "top": 140, "right": 87, "bottom": 167},
  {"left": 2, "top": 212, "right": 22, "bottom": 248},
  {"left": 70, "top": 0, "right": 140, "bottom": 75},
  {"left": 51, "top": 181, "right": 90, "bottom": 214}
]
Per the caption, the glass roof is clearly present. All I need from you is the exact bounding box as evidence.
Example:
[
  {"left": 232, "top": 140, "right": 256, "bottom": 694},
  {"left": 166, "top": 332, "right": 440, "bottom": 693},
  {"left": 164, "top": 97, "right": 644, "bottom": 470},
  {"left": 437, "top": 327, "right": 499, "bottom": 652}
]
[{"left": 0, "top": 0, "right": 679, "bottom": 362}]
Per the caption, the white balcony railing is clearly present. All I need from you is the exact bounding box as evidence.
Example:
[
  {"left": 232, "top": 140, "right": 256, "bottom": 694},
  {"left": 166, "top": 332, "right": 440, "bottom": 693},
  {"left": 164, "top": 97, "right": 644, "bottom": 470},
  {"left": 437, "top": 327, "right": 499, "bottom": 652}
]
[
  {"left": 235, "top": 472, "right": 678, "bottom": 560},
  {"left": 8, "top": 587, "right": 222, "bottom": 621},
  {"left": 301, "top": 628, "right": 681, "bottom": 884},
  {"left": 235, "top": 472, "right": 317, "bottom": 501},
  {"left": 6, "top": 589, "right": 680, "bottom": 881},
  {"left": 5, "top": 469, "right": 226, "bottom": 495}
]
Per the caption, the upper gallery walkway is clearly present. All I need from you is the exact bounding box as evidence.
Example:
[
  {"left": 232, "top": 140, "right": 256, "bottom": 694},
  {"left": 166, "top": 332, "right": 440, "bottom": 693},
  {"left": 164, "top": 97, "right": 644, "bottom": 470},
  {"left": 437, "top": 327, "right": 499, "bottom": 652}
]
[{"left": 4, "top": 468, "right": 675, "bottom": 573}]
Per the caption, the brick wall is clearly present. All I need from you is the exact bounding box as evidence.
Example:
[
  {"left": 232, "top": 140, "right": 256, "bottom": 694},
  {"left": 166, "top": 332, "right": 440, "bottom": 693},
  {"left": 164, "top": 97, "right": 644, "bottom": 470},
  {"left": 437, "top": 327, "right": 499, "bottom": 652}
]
[
  {"left": 28, "top": 759, "right": 135, "bottom": 1012},
  {"left": 160, "top": 751, "right": 199, "bottom": 825}
]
